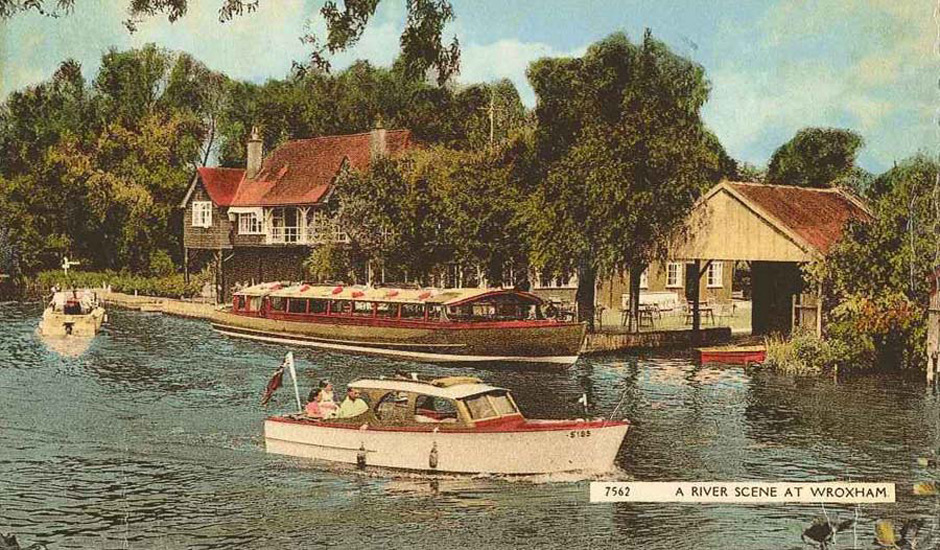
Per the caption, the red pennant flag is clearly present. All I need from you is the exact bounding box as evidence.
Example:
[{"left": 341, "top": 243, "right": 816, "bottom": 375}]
[{"left": 260, "top": 365, "right": 285, "bottom": 406}]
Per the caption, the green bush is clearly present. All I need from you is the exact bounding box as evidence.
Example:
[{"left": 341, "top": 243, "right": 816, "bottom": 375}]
[
  {"left": 31, "top": 269, "right": 211, "bottom": 299},
  {"left": 764, "top": 328, "right": 870, "bottom": 375}
]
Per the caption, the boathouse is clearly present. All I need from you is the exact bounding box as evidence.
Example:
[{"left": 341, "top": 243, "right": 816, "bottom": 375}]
[
  {"left": 180, "top": 126, "right": 417, "bottom": 302},
  {"left": 668, "top": 181, "right": 871, "bottom": 335}
]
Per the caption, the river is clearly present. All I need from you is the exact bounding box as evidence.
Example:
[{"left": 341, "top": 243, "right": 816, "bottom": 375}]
[{"left": 1, "top": 303, "right": 938, "bottom": 549}]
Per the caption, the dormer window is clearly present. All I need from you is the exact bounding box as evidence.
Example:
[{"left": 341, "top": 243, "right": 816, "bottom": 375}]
[{"left": 192, "top": 201, "right": 212, "bottom": 228}]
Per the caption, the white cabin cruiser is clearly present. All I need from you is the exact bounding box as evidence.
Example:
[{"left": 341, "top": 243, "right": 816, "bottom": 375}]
[
  {"left": 264, "top": 376, "right": 630, "bottom": 475},
  {"left": 39, "top": 289, "right": 106, "bottom": 337}
]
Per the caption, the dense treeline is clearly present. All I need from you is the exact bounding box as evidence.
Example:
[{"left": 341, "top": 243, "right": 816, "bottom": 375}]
[{"left": 0, "top": 43, "right": 526, "bottom": 279}]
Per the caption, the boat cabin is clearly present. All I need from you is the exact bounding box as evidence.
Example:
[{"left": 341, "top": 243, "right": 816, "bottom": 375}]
[
  {"left": 231, "top": 283, "right": 549, "bottom": 325},
  {"left": 321, "top": 376, "right": 523, "bottom": 429}
]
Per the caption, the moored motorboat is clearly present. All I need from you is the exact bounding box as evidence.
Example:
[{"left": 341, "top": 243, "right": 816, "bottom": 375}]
[
  {"left": 213, "top": 283, "right": 585, "bottom": 368},
  {"left": 39, "top": 289, "right": 107, "bottom": 337},
  {"left": 264, "top": 376, "right": 630, "bottom": 475}
]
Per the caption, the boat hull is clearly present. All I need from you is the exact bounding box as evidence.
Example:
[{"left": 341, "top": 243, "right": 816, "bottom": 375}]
[
  {"left": 697, "top": 345, "right": 766, "bottom": 365},
  {"left": 264, "top": 417, "right": 629, "bottom": 474},
  {"left": 39, "top": 307, "right": 106, "bottom": 337},
  {"left": 211, "top": 310, "right": 584, "bottom": 368}
]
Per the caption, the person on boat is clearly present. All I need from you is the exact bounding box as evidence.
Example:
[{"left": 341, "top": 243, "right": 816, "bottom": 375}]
[
  {"left": 336, "top": 387, "right": 368, "bottom": 418},
  {"left": 305, "top": 388, "right": 323, "bottom": 418},
  {"left": 317, "top": 380, "right": 338, "bottom": 418}
]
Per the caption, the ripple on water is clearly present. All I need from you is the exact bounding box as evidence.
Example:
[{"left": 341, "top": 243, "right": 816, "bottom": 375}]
[{"left": 1, "top": 304, "right": 939, "bottom": 549}]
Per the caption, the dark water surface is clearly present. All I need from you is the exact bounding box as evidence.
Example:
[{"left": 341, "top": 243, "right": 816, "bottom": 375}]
[{"left": 2, "top": 303, "right": 939, "bottom": 549}]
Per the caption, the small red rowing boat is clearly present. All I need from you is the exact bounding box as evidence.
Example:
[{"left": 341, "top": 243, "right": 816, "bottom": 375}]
[{"left": 697, "top": 345, "right": 766, "bottom": 365}]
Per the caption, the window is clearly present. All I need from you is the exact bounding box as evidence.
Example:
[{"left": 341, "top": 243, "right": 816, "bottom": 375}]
[
  {"left": 707, "top": 262, "right": 723, "bottom": 288},
  {"left": 238, "top": 213, "right": 263, "bottom": 234},
  {"left": 270, "top": 296, "right": 286, "bottom": 311},
  {"left": 414, "top": 395, "right": 458, "bottom": 423},
  {"left": 488, "top": 392, "right": 518, "bottom": 415},
  {"left": 235, "top": 296, "right": 246, "bottom": 311},
  {"left": 191, "top": 201, "right": 212, "bottom": 228},
  {"left": 639, "top": 267, "right": 649, "bottom": 289},
  {"left": 351, "top": 301, "right": 373, "bottom": 316},
  {"left": 330, "top": 300, "right": 351, "bottom": 315},
  {"left": 248, "top": 297, "right": 262, "bottom": 311},
  {"left": 666, "top": 262, "right": 683, "bottom": 288},
  {"left": 376, "top": 302, "right": 399, "bottom": 318},
  {"left": 287, "top": 299, "right": 308, "bottom": 314},
  {"left": 400, "top": 304, "right": 425, "bottom": 319},
  {"left": 375, "top": 391, "right": 410, "bottom": 421},
  {"left": 309, "top": 300, "right": 328, "bottom": 314},
  {"left": 463, "top": 394, "right": 499, "bottom": 420}
]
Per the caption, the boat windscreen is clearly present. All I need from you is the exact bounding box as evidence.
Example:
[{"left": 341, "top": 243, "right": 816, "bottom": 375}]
[{"left": 462, "top": 391, "right": 518, "bottom": 420}]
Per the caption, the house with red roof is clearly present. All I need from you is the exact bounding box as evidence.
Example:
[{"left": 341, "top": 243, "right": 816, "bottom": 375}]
[{"left": 181, "top": 126, "right": 417, "bottom": 301}]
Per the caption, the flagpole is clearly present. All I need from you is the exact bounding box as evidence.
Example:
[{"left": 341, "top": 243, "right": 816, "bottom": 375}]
[{"left": 286, "top": 352, "right": 303, "bottom": 413}]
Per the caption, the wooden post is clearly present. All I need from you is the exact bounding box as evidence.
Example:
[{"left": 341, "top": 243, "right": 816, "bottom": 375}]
[
  {"left": 183, "top": 247, "right": 189, "bottom": 285},
  {"left": 691, "top": 259, "right": 701, "bottom": 343},
  {"left": 215, "top": 250, "right": 223, "bottom": 305}
]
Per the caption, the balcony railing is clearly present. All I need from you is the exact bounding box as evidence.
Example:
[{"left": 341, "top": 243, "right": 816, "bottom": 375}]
[{"left": 268, "top": 225, "right": 349, "bottom": 245}]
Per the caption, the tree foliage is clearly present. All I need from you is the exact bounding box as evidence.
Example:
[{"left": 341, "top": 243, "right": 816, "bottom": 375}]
[
  {"left": 805, "top": 154, "right": 940, "bottom": 368},
  {"left": 1, "top": 0, "right": 460, "bottom": 84},
  {"left": 767, "top": 127, "right": 864, "bottom": 188},
  {"left": 521, "top": 31, "right": 730, "bottom": 328}
]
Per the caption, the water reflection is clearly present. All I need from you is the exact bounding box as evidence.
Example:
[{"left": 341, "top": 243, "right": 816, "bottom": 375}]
[{"left": 1, "top": 304, "right": 939, "bottom": 549}]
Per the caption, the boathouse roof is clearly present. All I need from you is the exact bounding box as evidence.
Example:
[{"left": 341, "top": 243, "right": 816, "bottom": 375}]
[
  {"left": 671, "top": 181, "right": 872, "bottom": 262},
  {"left": 182, "top": 130, "right": 415, "bottom": 208}
]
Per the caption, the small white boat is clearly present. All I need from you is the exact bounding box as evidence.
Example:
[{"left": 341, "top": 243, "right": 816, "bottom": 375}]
[
  {"left": 39, "top": 290, "right": 106, "bottom": 337},
  {"left": 264, "top": 376, "right": 630, "bottom": 475}
]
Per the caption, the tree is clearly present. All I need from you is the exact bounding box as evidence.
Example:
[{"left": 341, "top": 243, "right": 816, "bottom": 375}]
[
  {"left": 807, "top": 154, "right": 940, "bottom": 368},
  {"left": 766, "top": 127, "right": 864, "bottom": 188},
  {"left": 1, "top": 0, "right": 460, "bottom": 85},
  {"left": 522, "top": 31, "right": 726, "bottom": 331}
]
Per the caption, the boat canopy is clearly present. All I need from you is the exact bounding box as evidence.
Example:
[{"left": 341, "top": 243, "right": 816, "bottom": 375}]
[
  {"left": 349, "top": 378, "right": 508, "bottom": 400},
  {"left": 235, "top": 283, "right": 543, "bottom": 307}
]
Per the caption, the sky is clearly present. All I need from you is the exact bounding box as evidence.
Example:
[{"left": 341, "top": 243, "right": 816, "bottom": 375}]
[{"left": 0, "top": 0, "right": 936, "bottom": 173}]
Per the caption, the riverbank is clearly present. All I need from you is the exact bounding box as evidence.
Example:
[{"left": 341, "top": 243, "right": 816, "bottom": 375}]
[{"left": 99, "top": 290, "right": 219, "bottom": 319}]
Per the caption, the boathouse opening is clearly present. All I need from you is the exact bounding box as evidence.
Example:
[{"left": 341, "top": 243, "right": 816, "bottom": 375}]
[{"left": 667, "top": 181, "right": 871, "bottom": 337}]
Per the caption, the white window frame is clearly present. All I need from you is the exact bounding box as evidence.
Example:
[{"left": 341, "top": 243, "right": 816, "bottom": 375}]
[
  {"left": 639, "top": 267, "right": 649, "bottom": 289},
  {"left": 238, "top": 212, "right": 263, "bottom": 235},
  {"left": 666, "top": 262, "right": 683, "bottom": 288},
  {"left": 707, "top": 261, "right": 723, "bottom": 288},
  {"left": 192, "top": 201, "right": 212, "bottom": 228}
]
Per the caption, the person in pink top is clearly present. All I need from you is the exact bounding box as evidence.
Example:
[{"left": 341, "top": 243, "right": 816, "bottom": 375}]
[{"left": 306, "top": 380, "right": 338, "bottom": 419}]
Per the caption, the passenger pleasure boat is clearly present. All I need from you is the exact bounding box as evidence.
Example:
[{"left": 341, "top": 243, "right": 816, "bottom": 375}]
[
  {"left": 39, "top": 289, "right": 107, "bottom": 337},
  {"left": 264, "top": 376, "right": 630, "bottom": 474},
  {"left": 212, "top": 283, "right": 585, "bottom": 368}
]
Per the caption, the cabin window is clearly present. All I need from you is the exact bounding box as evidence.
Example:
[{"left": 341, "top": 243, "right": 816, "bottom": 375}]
[
  {"left": 238, "top": 212, "right": 263, "bottom": 234},
  {"left": 400, "top": 303, "right": 425, "bottom": 319},
  {"left": 488, "top": 392, "right": 518, "bottom": 416},
  {"left": 192, "top": 201, "right": 212, "bottom": 228},
  {"left": 463, "top": 394, "right": 499, "bottom": 420},
  {"left": 374, "top": 391, "right": 410, "bottom": 421},
  {"left": 249, "top": 297, "right": 262, "bottom": 311},
  {"left": 428, "top": 305, "right": 444, "bottom": 321},
  {"left": 351, "top": 301, "right": 373, "bottom": 316},
  {"left": 235, "top": 296, "right": 246, "bottom": 311},
  {"left": 309, "top": 299, "right": 328, "bottom": 314},
  {"left": 707, "top": 262, "right": 723, "bottom": 288},
  {"left": 331, "top": 300, "right": 351, "bottom": 315},
  {"left": 270, "top": 296, "right": 286, "bottom": 312},
  {"left": 376, "top": 302, "right": 399, "bottom": 318},
  {"left": 414, "top": 395, "right": 458, "bottom": 423},
  {"left": 288, "top": 298, "right": 308, "bottom": 314}
]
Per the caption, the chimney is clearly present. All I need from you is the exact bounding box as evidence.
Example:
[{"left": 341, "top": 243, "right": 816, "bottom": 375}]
[
  {"left": 370, "top": 118, "right": 387, "bottom": 161},
  {"left": 246, "top": 126, "right": 263, "bottom": 179}
]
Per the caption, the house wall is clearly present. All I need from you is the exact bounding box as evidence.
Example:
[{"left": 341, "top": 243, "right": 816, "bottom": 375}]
[
  {"left": 183, "top": 185, "right": 233, "bottom": 250},
  {"left": 597, "top": 260, "right": 735, "bottom": 311},
  {"left": 223, "top": 246, "right": 311, "bottom": 301}
]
